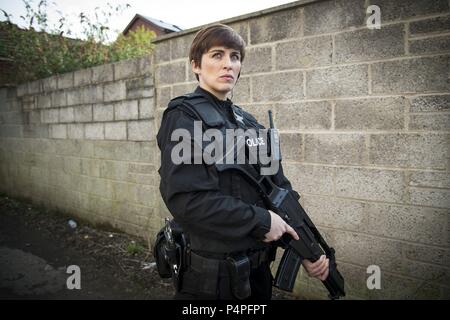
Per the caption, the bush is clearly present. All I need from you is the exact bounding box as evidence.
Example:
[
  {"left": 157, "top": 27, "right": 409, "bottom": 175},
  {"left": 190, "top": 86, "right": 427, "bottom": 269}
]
[{"left": 1, "top": 0, "right": 155, "bottom": 84}]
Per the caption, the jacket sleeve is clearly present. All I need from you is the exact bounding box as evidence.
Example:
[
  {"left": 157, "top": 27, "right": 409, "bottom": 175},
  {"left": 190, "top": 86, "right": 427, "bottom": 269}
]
[{"left": 157, "top": 108, "right": 271, "bottom": 242}]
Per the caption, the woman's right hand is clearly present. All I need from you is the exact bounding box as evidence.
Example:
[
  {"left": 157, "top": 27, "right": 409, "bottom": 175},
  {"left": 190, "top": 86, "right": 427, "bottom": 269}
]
[{"left": 263, "top": 210, "right": 299, "bottom": 243}]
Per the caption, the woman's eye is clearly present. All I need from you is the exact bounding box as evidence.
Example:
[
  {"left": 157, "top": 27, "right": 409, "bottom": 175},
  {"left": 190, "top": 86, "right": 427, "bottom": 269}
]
[{"left": 213, "top": 53, "right": 222, "bottom": 58}]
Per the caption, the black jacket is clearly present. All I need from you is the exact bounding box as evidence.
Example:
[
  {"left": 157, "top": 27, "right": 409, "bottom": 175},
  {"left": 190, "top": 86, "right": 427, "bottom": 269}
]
[{"left": 156, "top": 86, "right": 293, "bottom": 254}]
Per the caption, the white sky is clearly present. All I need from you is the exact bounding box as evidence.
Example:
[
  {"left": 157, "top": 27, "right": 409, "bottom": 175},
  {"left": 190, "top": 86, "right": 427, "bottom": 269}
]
[{"left": 0, "top": 0, "right": 298, "bottom": 40}]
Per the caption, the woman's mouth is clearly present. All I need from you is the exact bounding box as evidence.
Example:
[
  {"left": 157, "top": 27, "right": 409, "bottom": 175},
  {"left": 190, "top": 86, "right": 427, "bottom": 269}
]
[{"left": 219, "top": 75, "right": 234, "bottom": 81}]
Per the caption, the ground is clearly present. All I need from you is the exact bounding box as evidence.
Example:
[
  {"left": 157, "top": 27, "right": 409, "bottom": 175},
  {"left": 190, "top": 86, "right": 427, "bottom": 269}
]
[{"left": 0, "top": 195, "right": 294, "bottom": 300}]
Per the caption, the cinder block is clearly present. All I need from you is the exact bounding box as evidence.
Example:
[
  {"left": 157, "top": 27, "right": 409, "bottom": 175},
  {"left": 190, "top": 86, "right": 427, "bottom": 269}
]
[
  {"left": 171, "top": 33, "right": 195, "bottom": 60},
  {"left": 42, "top": 76, "right": 58, "bottom": 92},
  {"left": 232, "top": 76, "right": 250, "bottom": 105},
  {"left": 369, "top": 134, "right": 447, "bottom": 169},
  {"left": 104, "top": 82, "right": 126, "bottom": 102},
  {"left": 92, "top": 63, "right": 114, "bottom": 83},
  {"left": 41, "top": 109, "right": 59, "bottom": 124},
  {"left": 51, "top": 91, "right": 66, "bottom": 108},
  {"left": 115, "top": 100, "right": 139, "bottom": 121},
  {"left": 283, "top": 163, "right": 334, "bottom": 195},
  {"left": 227, "top": 21, "right": 249, "bottom": 45},
  {"left": 105, "top": 122, "right": 127, "bottom": 140},
  {"left": 74, "top": 105, "right": 92, "bottom": 123},
  {"left": 336, "top": 167, "right": 405, "bottom": 202},
  {"left": 409, "top": 171, "right": 450, "bottom": 188},
  {"left": 410, "top": 95, "right": 450, "bottom": 112},
  {"left": 172, "top": 82, "right": 197, "bottom": 98},
  {"left": 126, "top": 76, "right": 154, "bottom": 99},
  {"left": 410, "top": 15, "right": 450, "bottom": 35},
  {"left": 409, "top": 114, "right": 450, "bottom": 131},
  {"left": 28, "top": 80, "right": 42, "bottom": 95},
  {"left": 244, "top": 46, "right": 272, "bottom": 73},
  {"left": 85, "top": 123, "right": 104, "bottom": 140},
  {"left": 367, "top": 203, "right": 448, "bottom": 245},
  {"left": 306, "top": 65, "right": 368, "bottom": 98},
  {"left": 368, "top": 0, "right": 448, "bottom": 22},
  {"left": 249, "top": 7, "right": 303, "bottom": 44},
  {"left": 99, "top": 159, "right": 129, "bottom": 180},
  {"left": 274, "top": 101, "right": 332, "bottom": 130},
  {"left": 252, "top": 71, "right": 303, "bottom": 102},
  {"left": 37, "top": 94, "right": 52, "bottom": 109},
  {"left": 409, "top": 187, "right": 450, "bottom": 209},
  {"left": 304, "top": 0, "right": 365, "bottom": 35},
  {"left": 67, "top": 124, "right": 84, "bottom": 140},
  {"left": 50, "top": 124, "right": 67, "bottom": 139},
  {"left": 58, "top": 72, "right": 74, "bottom": 90},
  {"left": 402, "top": 242, "right": 450, "bottom": 267},
  {"left": 335, "top": 24, "right": 405, "bottom": 63},
  {"left": 372, "top": 56, "right": 449, "bottom": 94},
  {"left": 410, "top": 36, "right": 450, "bottom": 55},
  {"left": 93, "top": 103, "right": 114, "bottom": 122},
  {"left": 74, "top": 68, "right": 92, "bottom": 87},
  {"left": 59, "top": 107, "right": 74, "bottom": 123},
  {"left": 335, "top": 97, "right": 406, "bottom": 130},
  {"left": 17, "top": 83, "right": 28, "bottom": 97},
  {"left": 276, "top": 35, "right": 332, "bottom": 69},
  {"left": 279, "top": 133, "right": 303, "bottom": 161},
  {"left": 156, "top": 61, "right": 186, "bottom": 85},
  {"left": 303, "top": 194, "right": 369, "bottom": 232},
  {"left": 67, "top": 88, "right": 83, "bottom": 106},
  {"left": 114, "top": 59, "right": 139, "bottom": 81},
  {"left": 139, "top": 98, "right": 154, "bottom": 119},
  {"left": 304, "top": 134, "right": 367, "bottom": 165},
  {"left": 81, "top": 86, "right": 103, "bottom": 104},
  {"left": 128, "top": 120, "right": 154, "bottom": 141},
  {"left": 154, "top": 41, "right": 170, "bottom": 64}
]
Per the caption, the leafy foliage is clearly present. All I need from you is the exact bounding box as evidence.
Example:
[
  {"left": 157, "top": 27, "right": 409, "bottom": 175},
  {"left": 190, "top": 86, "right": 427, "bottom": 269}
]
[{"left": 0, "top": 0, "right": 155, "bottom": 84}]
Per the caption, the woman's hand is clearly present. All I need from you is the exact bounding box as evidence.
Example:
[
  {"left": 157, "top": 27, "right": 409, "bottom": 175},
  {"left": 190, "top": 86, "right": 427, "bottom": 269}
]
[
  {"left": 302, "top": 255, "right": 329, "bottom": 281},
  {"left": 263, "top": 210, "right": 299, "bottom": 243}
]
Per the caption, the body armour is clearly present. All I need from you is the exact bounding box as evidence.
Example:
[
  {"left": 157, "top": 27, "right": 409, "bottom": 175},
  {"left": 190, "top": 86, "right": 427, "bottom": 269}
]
[{"left": 156, "top": 86, "right": 293, "bottom": 255}]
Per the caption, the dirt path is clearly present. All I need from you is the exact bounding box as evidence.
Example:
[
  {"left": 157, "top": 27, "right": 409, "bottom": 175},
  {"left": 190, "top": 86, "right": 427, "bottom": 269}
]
[
  {"left": 0, "top": 195, "right": 174, "bottom": 300},
  {"left": 0, "top": 194, "right": 293, "bottom": 300}
]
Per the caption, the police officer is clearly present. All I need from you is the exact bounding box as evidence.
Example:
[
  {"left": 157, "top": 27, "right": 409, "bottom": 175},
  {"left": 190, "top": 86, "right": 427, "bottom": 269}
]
[{"left": 156, "top": 24, "right": 329, "bottom": 300}]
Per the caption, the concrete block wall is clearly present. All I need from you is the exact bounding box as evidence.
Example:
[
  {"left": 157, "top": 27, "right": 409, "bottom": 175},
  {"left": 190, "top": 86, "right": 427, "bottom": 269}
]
[
  {"left": 1, "top": 0, "right": 449, "bottom": 299},
  {"left": 153, "top": 0, "right": 450, "bottom": 299},
  {"left": 0, "top": 55, "right": 164, "bottom": 238}
]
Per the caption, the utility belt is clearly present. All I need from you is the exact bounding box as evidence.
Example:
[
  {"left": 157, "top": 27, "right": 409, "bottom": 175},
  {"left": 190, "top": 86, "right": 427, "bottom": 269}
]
[
  {"left": 154, "top": 219, "right": 276, "bottom": 299},
  {"left": 182, "top": 247, "right": 274, "bottom": 299}
]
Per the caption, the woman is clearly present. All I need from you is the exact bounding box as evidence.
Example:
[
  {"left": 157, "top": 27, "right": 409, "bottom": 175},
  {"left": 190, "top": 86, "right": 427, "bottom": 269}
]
[{"left": 156, "top": 24, "right": 329, "bottom": 300}]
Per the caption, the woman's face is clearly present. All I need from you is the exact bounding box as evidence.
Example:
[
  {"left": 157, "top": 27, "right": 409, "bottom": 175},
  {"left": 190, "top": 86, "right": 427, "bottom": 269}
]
[{"left": 192, "top": 46, "right": 242, "bottom": 100}]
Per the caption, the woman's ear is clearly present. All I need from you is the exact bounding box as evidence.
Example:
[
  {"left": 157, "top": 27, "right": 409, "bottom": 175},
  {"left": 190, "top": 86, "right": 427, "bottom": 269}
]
[{"left": 191, "top": 60, "right": 200, "bottom": 76}]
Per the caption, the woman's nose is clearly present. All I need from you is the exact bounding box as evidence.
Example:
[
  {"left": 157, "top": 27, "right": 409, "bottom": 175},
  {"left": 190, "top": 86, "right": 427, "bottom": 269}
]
[{"left": 223, "top": 56, "right": 233, "bottom": 69}]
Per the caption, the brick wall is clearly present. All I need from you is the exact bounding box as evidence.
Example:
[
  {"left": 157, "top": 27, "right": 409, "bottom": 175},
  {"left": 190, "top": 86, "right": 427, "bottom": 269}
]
[
  {"left": 0, "top": 56, "right": 163, "bottom": 238},
  {"left": 1, "top": 0, "right": 449, "bottom": 299}
]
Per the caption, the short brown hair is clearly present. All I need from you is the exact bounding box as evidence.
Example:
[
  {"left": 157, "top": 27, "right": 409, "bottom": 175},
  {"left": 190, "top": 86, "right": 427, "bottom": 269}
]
[{"left": 189, "top": 24, "right": 246, "bottom": 80}]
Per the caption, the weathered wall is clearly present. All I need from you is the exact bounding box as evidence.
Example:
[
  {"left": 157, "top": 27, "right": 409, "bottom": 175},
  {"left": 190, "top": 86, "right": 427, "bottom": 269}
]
[
  {"left": 0, "top": 56, "right": 163, "bottom": 238},
  {"left": 152, "top": 0, "right": 450, "bottom": 299},
  {"left": 1, "top": 0, "right": 449, "bottom": 299}
]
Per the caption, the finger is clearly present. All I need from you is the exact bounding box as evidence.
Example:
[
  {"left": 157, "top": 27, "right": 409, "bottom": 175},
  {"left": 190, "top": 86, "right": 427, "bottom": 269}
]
[
  {"left": 286, "top": 225, "right": 299, "bottom": 240},
  {"left": 319, "top": 268, "right": 330, "bottom": 281},
  {"left": 317, "top": 259, "right": 329, "bottom": 276},
  {"left": 309, "top": 256, "right": 326, "bottom": 274}
]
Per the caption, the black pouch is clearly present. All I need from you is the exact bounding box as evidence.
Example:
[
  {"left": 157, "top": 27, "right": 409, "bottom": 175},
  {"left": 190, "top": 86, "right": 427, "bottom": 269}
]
[
  {"left": 154, "top": 229, "right": 171, "bottom": 278},
  {"left": 226, "top": 255, "right": 251, "bottom": 300}
]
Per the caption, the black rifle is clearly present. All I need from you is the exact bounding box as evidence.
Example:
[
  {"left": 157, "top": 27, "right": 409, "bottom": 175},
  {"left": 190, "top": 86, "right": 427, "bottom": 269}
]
[{"left": 216, "top": 111, "right": 345, "bottom": 299}]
